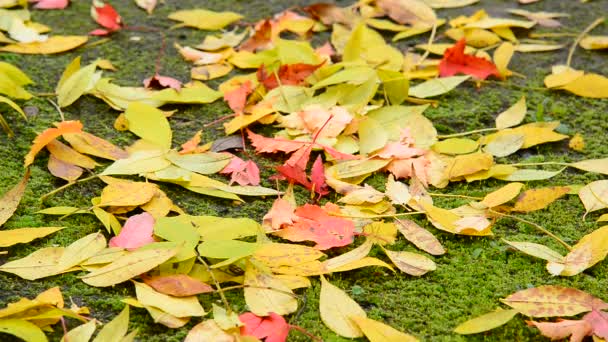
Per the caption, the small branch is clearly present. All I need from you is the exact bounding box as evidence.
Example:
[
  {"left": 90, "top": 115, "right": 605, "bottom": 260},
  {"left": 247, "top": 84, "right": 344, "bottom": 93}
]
[
  {"left": 490, "top": 209, "right": 572, "bottom": 251},
  {"left": 437, "top": 127, "right": 497, "bottom": 139},
  {"left": 566, "top": 17, "right": 605, "bottom": 67}
]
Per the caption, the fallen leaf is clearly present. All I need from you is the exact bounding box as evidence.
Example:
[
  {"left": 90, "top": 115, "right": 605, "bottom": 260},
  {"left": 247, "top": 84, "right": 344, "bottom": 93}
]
[
  {"left": 408, "top": 75, "right": 470, "bottom": 98},
  {"left": 383, "top": 249, "right": 436, "bottom": 276},
  {"left": 220, "top": 156, "right": 260, "bottom": 186},
  {"left": 454, "top": 309, "right": 518, "bottom": 334},
  {"left": 24, "top": 120, "right": 83, "bottom": 167},
  {"left": 109, "top": 212, "right": 156, "bottom": 250},
  {"left": 580, "top": 35, "right": 608, "bottom": 50},
  {"left": 528, "top": 319, "right": 592, "bottom": 342},
  {"left": 512, "top": 186, "right": 570, "bottom": 212},
  {"left": 124, "top": 102, "right": 172, "bottom": 149},
  {"left": 243, "top": 262, "right": 297, "bottom": 316},
  {"left": 0, "top": 170, "right": 29, "bottom": 227},
  {"left": 239, "top": 312, "right": 290, "bottom": 342},
  {"left": 168, "top": 9, "right": 242, "bottom": 30},
  {"left": 0, "top": 36, "right": 88, "bottom": 54},
  {"left": 134, "top": 0, "right": 156, "bottom": 14},
  {"left": 571, "top": 158, "right": 608, "bottom": 175},
  {"left": 134, "top": 281, "right": 206, "bottom": 317},
  {"left": 61, "top": 319, "right": 96, "bottom": 342},
  {"left": 376, "top": 0, "right": 437, "bottom": 26},
  {"left": 578, "top": 180, "right": 608, "bottom": 216},
  {"left": 143, "top": 73, "right": 182, "bottom": 91},
  {"left": 439, "top": 39, "right": 499, "bottom": 79},
  {"left": 142, "top": 274, "right": 213, "bottom": 297},
  {"left": 48, "top": 154, "right": 83, "bottom": 181},
  {"left": 185, "top": 320, "right": 234, "bottom": 342},
  {"left": 396, "top": 219, "right": 445, "bottom": 255},
  {"left": 351, "top": 315, "right": 418, "bottom": 341},
  {"left": 495, "top": 96, "right": 526, "bottom": 129},
  {"left": 98, "top": 181, "right": 157, "bottom": 207},
  {"left": 319, "top": 275, "right": 366, "bottom": 338},
  {"left": 0, "top": 319, "right": 48, "bottom": 342},
  {"left": 93, "top": 305, "right": 132, "bottom": 342},
  {"left": 501, "top": 286, "right": 608, "bottom": 317},
  {"left": 0, "top": 227, "right": 63, "bottom": 247},
  {"left": 263, "top": 197, "right": 297, "bottom": 230},
  {"left": 91, "top": 0, "right": 122, "bottom": 34}
]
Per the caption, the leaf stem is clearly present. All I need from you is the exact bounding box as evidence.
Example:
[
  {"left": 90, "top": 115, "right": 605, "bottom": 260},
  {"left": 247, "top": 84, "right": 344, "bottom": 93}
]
[
  {"left": 40, "top": 174, "right": 99, "bottom": 201},
  {"left": 566, "top": 17, "right": 605, "bottom": 67},
  {"left": 490, "top": 209, "right": 572, "bottom": 250},
  {"left": 47, "top": 98, "right": 65, "bottom": 122},
  {"left": 288, "top": 324, "right": 323, "bottom": 342},
  {"left": 197, "top": 255, "right": 232, "bottom": 314},
  {"left": 437, "top": 127, "right": 497, "bottom": 139}
]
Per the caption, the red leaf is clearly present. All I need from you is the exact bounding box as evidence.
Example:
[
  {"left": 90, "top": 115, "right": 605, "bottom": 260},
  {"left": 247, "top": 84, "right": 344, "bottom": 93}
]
[
  {"left": 257, "top": 62, "right": 323, "bottom": 90},
  {"left": 311, "top": 155, "right": 328, "bottom": 195},
  {"left": 89, "top": 28, "right": 112, "bottom": 36},
  {"left": 91, "top": 0, "right": 122, "bottom": 32},
  {"left": 109, "top": 212, "right": 156, "bottom": 251},
  {"left": 141, "top": 274, "right": 214, "bottom": 297},
  {"left": 263, "top": 197, "right": 297, "bottom": 230},
  {"left": 439, "top": 39, "right": 499, "bottom": 80},
  {"left": 220, "top": 155, "right": 261, "bottom": 186},
  {"left": 239, "top": 312, "right": 290, "bottom": 342},
  {"left": 31, "top": 0, "right": 69, "bottom": 10},
  {"left": 239, "top": 19, "right": 273, "bottom": 52},
  {"left": 224, "top": 81, "right": 253, "bottom": 114},
  {"left": 143, "top": 73, "right": 182, "bottom": 91},
  {"left": 274, "top": 204, "right": 355, "bottom": 250},
  {"left": 276, "top": 163, "right": 312, "bottom": 189}
]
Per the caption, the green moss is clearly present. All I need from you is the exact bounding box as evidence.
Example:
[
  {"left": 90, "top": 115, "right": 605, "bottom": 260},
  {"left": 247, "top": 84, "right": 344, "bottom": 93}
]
[{"left": 1, "top": 0, "right": 608, "bottom": 341}]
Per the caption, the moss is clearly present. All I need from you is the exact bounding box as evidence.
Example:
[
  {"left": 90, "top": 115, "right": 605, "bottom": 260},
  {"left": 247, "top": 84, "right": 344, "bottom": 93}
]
[{"left": 1, "top": 0, "right": 608, "bottom": 341}]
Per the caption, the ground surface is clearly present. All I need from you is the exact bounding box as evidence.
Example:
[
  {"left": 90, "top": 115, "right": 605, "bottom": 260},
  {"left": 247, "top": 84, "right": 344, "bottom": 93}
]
[{"left": 0, "top": 0, "right": 607, "bottom": 341}]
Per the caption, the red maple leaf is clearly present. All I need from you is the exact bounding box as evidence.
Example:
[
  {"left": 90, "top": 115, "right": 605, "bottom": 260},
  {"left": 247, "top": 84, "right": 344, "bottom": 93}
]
[
  {"left": 439, "top": 39, "right": 499, "bottom": 80},
  {"left": 90, "top": 0, "right": 122, "bottom": 35},
  {"left": 239, "top": 312, "right": 290, "bottom": 342},
  {"left": 220, "top": 155, "right": 261, "bottom": 186},
  {"left": 274, "top": 204, "right": 356, "bottom": 250},
  {"left": 257, "top": 62, "right": 324, "bottom": 90},
  {"left": 224, "top": 81, "right": 253, "bottom": 114}
]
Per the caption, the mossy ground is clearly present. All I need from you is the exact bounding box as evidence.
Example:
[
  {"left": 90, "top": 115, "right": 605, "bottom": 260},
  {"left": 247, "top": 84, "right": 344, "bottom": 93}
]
[{"left": 0, "top": 0, "right": 607, "bottom": 341}]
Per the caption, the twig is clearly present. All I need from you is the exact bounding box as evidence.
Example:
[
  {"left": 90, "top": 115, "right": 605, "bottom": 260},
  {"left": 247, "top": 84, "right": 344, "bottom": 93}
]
[
  {"left": 566, "top": 17, "right": 605, "bottom": 67},
  {"left": 416, "top": 22, "right": 438, "bottom": 67},
  {"left": 289, "top": 324, "right": 323, "bottom": 342},
  {"left": 490, "top": 209, "right": 572, "bottom": 250}
]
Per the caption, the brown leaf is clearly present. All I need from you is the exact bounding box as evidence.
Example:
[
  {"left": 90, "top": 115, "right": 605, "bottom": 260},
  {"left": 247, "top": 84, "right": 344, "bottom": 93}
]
[
  {"left": 48, "top": 154, "right": 83, "bottom": 182},
  {"left": 142, "top": 274, "right": 214, "bottom": 297}
]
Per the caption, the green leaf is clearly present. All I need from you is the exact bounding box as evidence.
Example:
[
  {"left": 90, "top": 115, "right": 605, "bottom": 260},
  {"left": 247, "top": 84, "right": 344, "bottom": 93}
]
[
  {"left": 93, "top": 306, "right": 130, "bottom": 342},
  {"left": 358, "top": 117, "right": 388, "bottom": 155},
  {"left": 154, "top": 216, "right": 200, "bottom": 262},
  {"left": 57, "top": 62, "right": 99, "bottom": 107},
  {"left": 166, "top": 150, "right": 231, "bottom": 175},
  {"left": 408, "top": 75, "right": 470, "bottom": 98},
  {"left": 494, "top": 168, "right": 565, "bottom": 181},
  {"left": 151, "top": 82, "right": 222, "bottom": 104}
]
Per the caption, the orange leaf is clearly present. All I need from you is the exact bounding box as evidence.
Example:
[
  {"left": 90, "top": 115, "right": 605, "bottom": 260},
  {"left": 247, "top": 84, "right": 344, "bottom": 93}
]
[
  {"left": 527, "top": 319, "right": 592, "bottom": 342},
  {"left": 439, "top": 39, "right": 499, "bottom": 80},
  {"left": 24, "top": 120, "right": 83, "bottom": 167},
  {"left": 224, "top": 80, "right": 253, "bottom": 114},
  {"left": 263, "top": 197, "right": 297, "bottom": 230}
]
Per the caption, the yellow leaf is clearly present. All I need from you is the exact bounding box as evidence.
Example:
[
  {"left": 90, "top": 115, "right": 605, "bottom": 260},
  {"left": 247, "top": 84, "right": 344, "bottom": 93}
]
[
  {"left": 56, "top": 61, "right": 98, "bottom": 108},
  {"left": 0, "top": 36, "right": 88, "bottom": 54},
  {"left": 319, "top": 275, "right": 366, "bottom": 338},
  {"left": 465, "top": 18, "right": 536, "bottom": 29},
  {"left": 98, "top": 181, "right": 157, "bottom": 207},
  {"left": 327, "top": 257, "right": 395, "bottom": 273},
  {"left": 544, "top": 65, "right": 584, "bottom": 88},
  {"left": 502, "top": 239, "right": 564, "bottom": 263},
  {"left": 445, "top": 152, "right": 494, "bottom": 179},
  {"left": 124, "top": 102, "right": 172, "bottom": 149},
  {"left": 560, "top": 73, "right": 608, "bottom": 98},
  {"left": 495, "top": 96, "right": 526, "bottom": 129},
  {"left": 0, "top": 170, "right": 29, "bottom": 227},
  {"left": 243, "top": 262, "right": 297, "bottom": 316},
  {"left": 363, "top": 222, "right": 398, "bottom": 245},
  {"left": 60, "top": 320, "right": 96, "bottom": 342},
  {"left": 481, "top": 182, "right": 524, "bottom": 208},
  {"left": 578, "top": 180, "right": 608, "bottom": 216},
  {"left": 423, "top": 0, "right": 479, "bottom": 8},
  {"left": 0, "top": 319, "right": 48, "bottom": 342},
  {"left": 253, "top": 243, "right": 325, "bottom": 269},
  {"left": 454, "top": 309, "right": 518, "bottom": 334},
  {"left": 351, "top": 315, "right": 418, "bottom": 341},
  {"left": 168, "top": 9, "right": 243, "bottom": 30},
  {"left": 96, "top": 59, "right": 117, "bottom": 71},
  {"left": 432, "top": 138, "right": 478, "bottom": 155},
  {"left": 324, "top": 240, "right": 373, "bottom": 271},
  {"left": 0, "top": 227, "right": 63, "bottom": 247},
  {"left": 140, "top": 189, "right": 173, "bottom": 219},
  {"left": 145, "top": 305, "right": 189, "bottom": 328},
  {"left": 47, "top": 140, "right": 98, "bottom": 169},
  {"left": 501, "top": 285, "right": 601, "bottom": 317},
  {"left": 81, "top": 246, "right": 177, "bottom": 287},
  {"left": 191, "top": 63, "right": 233, "bottom": 81},
  {"left": 515, "top": 43, "right": 565, "bottom": 52},
  {"left": 580, "top": 35, "right": 608, "bottom": 50},
  {"left": 568, "top": 133, "right": 585, "bottom": 152},
  {"left": 134, "top": 282, "right": 205, "bottom": 317},
  {"left": 57, "top": 232, "right": 106, "bottom": 274},
  {"left": 383, "top": 249, "right": 436, "bottom": 276},
  {"left": 0, "top": 247, "right": 74, "bottom": 280},
  {"left": 512, "top": 186, "right": 570, "bottom": 212}
]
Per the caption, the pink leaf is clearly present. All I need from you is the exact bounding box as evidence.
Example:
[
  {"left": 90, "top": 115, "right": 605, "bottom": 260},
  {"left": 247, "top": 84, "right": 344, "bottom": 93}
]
[
  {"left": 109, "top": 212, "right": 156, "bottom": 250},
  {"left": 220, "top": 155, "right": 261, "bottom": 186},
  {"left": 30, "top": 0, "right": 69, "bottom": 10},
  {"left": 143, "top": 74, "right": 182, "bottom": 91}
]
